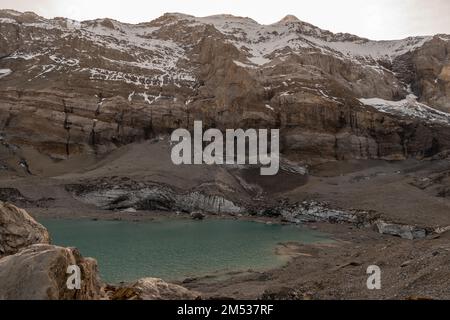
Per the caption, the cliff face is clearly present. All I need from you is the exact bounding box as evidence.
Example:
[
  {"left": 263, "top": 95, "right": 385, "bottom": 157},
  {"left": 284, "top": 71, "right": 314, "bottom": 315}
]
[
  {"left": 404, "top": 37, "right": 450, "bottom": 112},
  {"left": 0, "top": 10, "right": 449, "bottom": 167}
]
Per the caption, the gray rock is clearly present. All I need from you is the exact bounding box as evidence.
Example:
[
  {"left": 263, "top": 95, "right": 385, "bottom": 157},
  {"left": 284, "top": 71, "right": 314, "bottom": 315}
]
[
  {"left": 280, "top": 201, "right": 359, "bottom": 224},
  {"left": 376, "top": 221, "right": 427, "bottom": 240},
  {"left": 68, "top": 183, "right": 243, "bottom": 215}
]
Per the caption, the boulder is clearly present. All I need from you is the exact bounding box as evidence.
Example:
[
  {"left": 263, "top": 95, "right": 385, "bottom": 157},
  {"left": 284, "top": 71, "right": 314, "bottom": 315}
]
[
  {"left": 190, "top": 211, "right": 206, "bottom": 220},
  {"left": 111, "top": 278, "right": 199, "bottom": 300},
  {"left": 0, "top": 244, "right": 104, "bottom": 300},
  {"left": 0, "top": 201, "right": 50, "bottom": 257},
  {"left": 376, "top": 221, "right": 427, "bottom": 240}
]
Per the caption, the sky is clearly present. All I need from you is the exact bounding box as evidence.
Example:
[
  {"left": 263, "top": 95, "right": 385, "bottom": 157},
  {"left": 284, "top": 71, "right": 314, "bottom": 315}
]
[{"left": 1, "top": 0, "right": 449, "bottom": 40}]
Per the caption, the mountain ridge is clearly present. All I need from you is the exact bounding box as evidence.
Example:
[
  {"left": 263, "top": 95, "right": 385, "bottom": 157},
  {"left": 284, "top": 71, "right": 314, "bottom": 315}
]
[
  {"left": 0, "top": 9, "right": 450, "bottom": 166},
  {"left": 2, "top": 9, "right": 448, "bottom": 41}
]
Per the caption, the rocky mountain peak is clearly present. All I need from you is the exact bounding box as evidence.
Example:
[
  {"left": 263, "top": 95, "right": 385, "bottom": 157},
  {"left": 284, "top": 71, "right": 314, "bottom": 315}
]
[
  {"left": 0, "top": 9, "right": 43, "bottom": 23},
  {"left": 200, "top": 14, "right": 259, "bottom": 24},
  {"left": 277, "top": 14, "right": 301, "bottom": 24},
  {"left": 159, "top": 12, "right": 195, "bottom": 22}
]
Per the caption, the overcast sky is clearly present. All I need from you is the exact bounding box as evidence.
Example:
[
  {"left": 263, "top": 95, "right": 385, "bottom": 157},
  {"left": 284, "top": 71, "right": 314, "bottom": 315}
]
[{"left": 1, "top": 0, "right": 449, "bottom": 40}]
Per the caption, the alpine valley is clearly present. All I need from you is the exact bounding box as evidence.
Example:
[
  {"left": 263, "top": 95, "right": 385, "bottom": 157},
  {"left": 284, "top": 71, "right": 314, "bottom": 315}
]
[{"left": 1, "top": 10, "right": 450, "bottom": 300}]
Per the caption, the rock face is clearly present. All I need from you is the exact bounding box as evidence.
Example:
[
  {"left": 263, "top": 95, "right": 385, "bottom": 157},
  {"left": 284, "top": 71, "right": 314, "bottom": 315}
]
[
  {"left": 0, "top": 10, "right": 449, "bottom": 172},
  {"left": 66, "top": 179, "right": 244, "bottom": 214},
  {"left": 111, "top": 278, "right": 199, "bottom": 300},
  {"left": 261, "top": 200, "right": 430, "bottom": 240},
  {"left": 0, "top": 244, "right": 104, "bottom": 300},
  {"left": 375, "top": 221, "right": 428, "bottom": 240},
  {"left": 401, "top": 37, "right": 450, "bottom": 113},
  {"left": 0, "top": 201, "right": 50, "bottom": 257},
  {"left": 275, "top": 200, "right": 360, "bottom": 224}
]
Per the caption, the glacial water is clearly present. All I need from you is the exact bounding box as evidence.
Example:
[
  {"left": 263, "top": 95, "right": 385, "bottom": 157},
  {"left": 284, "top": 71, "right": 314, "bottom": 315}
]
[{"left": 40, "top": 218, "right": 329, "bottom": 283}]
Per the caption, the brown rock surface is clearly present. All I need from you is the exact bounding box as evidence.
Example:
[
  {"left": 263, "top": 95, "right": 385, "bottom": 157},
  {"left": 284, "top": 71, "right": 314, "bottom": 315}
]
[
  {"left": 111, "top": 278, "right": 199, "bottom": 300},
  {"left": 407, "top": 36, "right": 450, "bottom": 112},
  {"left": 0, "top": 200, "right": 50, "bottom": 257},
  {"left": 0, "top": 10, "right": 449, "bottom": 169},
  {"left": 0, "top": 244, "right": 104, "bottom": 300},
  {"left": 0, "top": 10, "right": 450, "bottom": 301}
]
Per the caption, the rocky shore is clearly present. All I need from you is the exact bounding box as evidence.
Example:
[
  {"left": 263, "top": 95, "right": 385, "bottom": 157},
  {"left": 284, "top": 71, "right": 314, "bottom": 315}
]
[
  {"left": 1, "top": 175, "right": 450, "bottom": 300},
  {"left": 183, "top": 222, "right": 450, "bottom": 300},
  {"left": 0, "top": 201, "right": 199, "bottom": 300}
]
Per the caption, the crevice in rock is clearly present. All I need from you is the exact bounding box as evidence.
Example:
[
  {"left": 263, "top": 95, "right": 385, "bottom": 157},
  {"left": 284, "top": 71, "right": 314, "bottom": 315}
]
[{"left": 63, "top": 99, "right": 73, "bottom": 157}]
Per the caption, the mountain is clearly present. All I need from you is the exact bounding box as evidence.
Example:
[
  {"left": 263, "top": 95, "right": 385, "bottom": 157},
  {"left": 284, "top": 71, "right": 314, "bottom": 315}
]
[
  {"left": 1, "top": 9, "right": 450, "bottom": 165},
  {"left": 2, "top": 10, "right": 450, "bottom": 300}
]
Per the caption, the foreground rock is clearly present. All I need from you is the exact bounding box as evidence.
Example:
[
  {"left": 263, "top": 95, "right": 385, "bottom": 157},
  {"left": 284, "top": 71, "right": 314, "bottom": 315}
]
[
  {"left": 0, "top": 244, "right": 104, "bottom": 300},
  {"left": 0, "top": 201, "right": 199, "bottom": 300},
  {"left": 110, "top": 278, "right": 200, "bottom": 300},
  {"left": 0, "top": 202, "right": 103, "bottom": 299},
  {"left": 0, "top": 201, "right": 50, "bottom": 257}
]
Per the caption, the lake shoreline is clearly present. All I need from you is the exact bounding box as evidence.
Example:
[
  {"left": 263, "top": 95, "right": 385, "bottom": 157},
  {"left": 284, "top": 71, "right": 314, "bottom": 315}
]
[
  {"left": 31, "top": 206, "right": 289, "bottom": 225},
  {"left": 38, "top": 213, "right": 330, "bottom": 286},
  {"left": 26, "top": 207, "right": 450, "bottom": 299}
]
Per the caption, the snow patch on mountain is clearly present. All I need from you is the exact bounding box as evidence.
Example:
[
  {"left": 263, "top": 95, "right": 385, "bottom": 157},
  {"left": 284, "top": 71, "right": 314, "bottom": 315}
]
[
  {"left": 0, "top": 10, "right": 444, "bottom": 90},
  {"left": 265, "top": 104, "right": 274, "bottom": 111},
  {"left": 176, "top": 13, "right": 435, "bottom": 67},
  {"left": 309, "top": 36, "right": 432, "bottom": 61},
  {"left": 233, "top": 60, "right": 256, "bottom": 69},
  {"left": 0, "top": 18, "right": 16, "bottom": 24},
  {"left": 360, "top": 95, "right": 450, "bottom": 124},
  {"left": 0, "top": 69, "right": 12, "bottom": 79},
  {"left": 1, "top": 12, "right": 195, "bottom": 86}
]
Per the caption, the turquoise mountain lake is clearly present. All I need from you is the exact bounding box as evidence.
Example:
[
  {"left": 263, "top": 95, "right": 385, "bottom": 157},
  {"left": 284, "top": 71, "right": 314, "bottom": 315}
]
[{"left": 40, "top": 218, "right": 329, "bottom": 283}]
